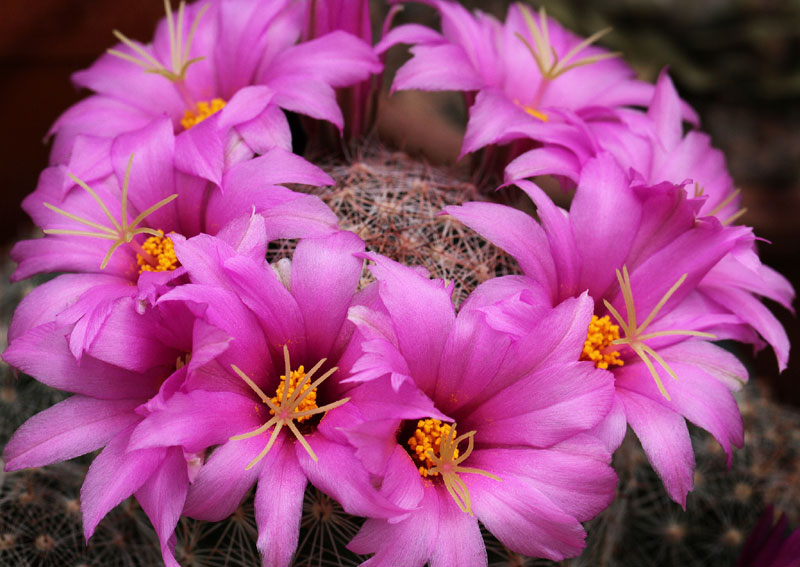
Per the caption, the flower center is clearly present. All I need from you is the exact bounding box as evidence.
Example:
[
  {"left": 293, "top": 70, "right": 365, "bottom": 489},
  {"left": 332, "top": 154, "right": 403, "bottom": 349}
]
[
  {"left": 270, "top": 365, "right": 318, "bottom": 423},
  {"left": 603, "top": 265, "right": 716, "bottom": 400},
  {"left": 580, "top": 315, "right": 624, "bottom": 369},
  {"left": 230, "top": 345, "right": 349, "bottom": 469},
  {"left": 404, "top": 419, "right": 500, "bottom": 516},
  {"left": 180, "top": 98, "right": 226, "bottom": 130},
  {"left": 407, "top": 419, "right": 459, "bottom": 477},
  {"left": 137, "top": 231, "right": 179, "bottom": 273},
  {"left": 42, "top": 154, "right": 178, "bottom": 270}
]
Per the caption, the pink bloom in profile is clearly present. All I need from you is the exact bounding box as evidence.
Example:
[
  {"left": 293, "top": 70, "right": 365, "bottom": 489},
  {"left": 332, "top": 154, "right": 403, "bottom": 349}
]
[
  {"left": 445, "top": 154, "right": 752, "bottom": 506},
  {"left": 3, "top": 293, "right": 229, "bottom": 566},
  {"left": 504, "top": 70, "right": 794, "bottom": 372},
  {"left": 51, "top": 0, "right": 381, "bottom": 173},
  {"left": 341, "top": 253, "right": 617, "bottom": 564},
  {"left": 124, "top": 230, "right": 402, "bottom": 567},
  {"left": 378, "top": 0, "right": 663, "bottom": 162}
]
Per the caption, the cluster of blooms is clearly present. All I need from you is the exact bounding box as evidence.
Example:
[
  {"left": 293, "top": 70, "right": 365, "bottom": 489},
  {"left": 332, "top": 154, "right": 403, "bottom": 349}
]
[{"left": 1, "top": 1, "right": 793, "bottom": 566}]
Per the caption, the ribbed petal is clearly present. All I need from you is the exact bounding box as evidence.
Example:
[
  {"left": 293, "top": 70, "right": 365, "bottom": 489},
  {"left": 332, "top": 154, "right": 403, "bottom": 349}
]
[
  {"left": 364, "top": 253, "right": 455, "bottom": 397},
  {"left": 291, "top": 231, "right": 364, "bottom": 360},
  {"left": 616, "top": 386, "right": 694, "bottom": 507},
  {"left": 183, "top": 435, "right": 264, "bottom": 520},
  {"left": 3, "top": 321, "right": 162, "bottom": 399},
  {"left": 254, "top": 433, "right": 307, "bottom": 567},
  {"left": 3, "top": 396, "right": 141, "bottom": 471},
  {"left": 128, "top": 390, "right": 262, "bottom": 453},
  {"left": 81, "top": 424, "right": 166, "bottom": 540},
  {"left": 430, "top": 488, "right": 486, "bottom": 567},
  {"left": 135, "top": 446, "right": 188, "bottom": 567}
]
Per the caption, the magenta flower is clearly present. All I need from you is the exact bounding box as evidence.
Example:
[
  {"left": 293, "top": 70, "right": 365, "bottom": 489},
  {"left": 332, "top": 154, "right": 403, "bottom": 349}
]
[
  {"left": 737, "top": 506, "right": 800, "bottom": 567},
  {"left": 378, "top": 0, "right": 662, "bottom": 162},
  {"left": 122, "top": 230, "right": 403, "bottom": 567},
  {"left": 2, "top": 291, "right": 230, "bottom": 566},
  {"left": 503, "top": 71, "right": 794, "bottom": 371},
  {"left": 339, "top": 253, "right": 617, "bottom": 564},
  {"left": 50, "top": 0, "right": 381, "bottom": 175},
  {"left": 445, "top": 154, "right": 752, "bottom": 506}
]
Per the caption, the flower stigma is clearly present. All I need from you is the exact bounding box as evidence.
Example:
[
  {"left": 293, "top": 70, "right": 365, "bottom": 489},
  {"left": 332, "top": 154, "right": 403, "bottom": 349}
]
[
  {"left": 580, "top": 315, "right": 624, "bottom": 369},
  {"left": 230, "top": 345, "right": 349, "bottom": 469},
  {"left": 137, "top": 231, "right": 180, "bottom": 273},
  {"left": 181, "top": 98, "right": 226, "bottom": 130},
  {"left": 108, "top": 0, "right": 209, "bottom": 84},
  {"left": 603, "top": 266, "right": 716, "bottom": 400},
  {"left": 407, "top": 419, "right": 500, "bottom": 516},
  {"left": 43, "top": 154, "right": 178, "bottom": 270}
]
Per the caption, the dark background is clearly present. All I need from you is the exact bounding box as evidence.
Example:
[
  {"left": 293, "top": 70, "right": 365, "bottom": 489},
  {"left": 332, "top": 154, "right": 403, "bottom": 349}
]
[{"left": 1, "top": 0, "right": 797, "bottom": 402}]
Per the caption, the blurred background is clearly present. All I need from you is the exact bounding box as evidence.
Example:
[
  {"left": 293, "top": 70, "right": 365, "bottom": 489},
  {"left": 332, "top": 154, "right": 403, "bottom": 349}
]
[{"left": 0, "top": 0, "right": 797, "bottom": 406}]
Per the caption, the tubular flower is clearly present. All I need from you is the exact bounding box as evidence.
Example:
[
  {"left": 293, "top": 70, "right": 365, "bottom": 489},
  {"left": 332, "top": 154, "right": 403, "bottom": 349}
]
[
  {"left": 121, "top": 230, "right": 403, "bottom": 567},
  {"left": 377, "top": 0, "right": 661, "bottom": 164},
  {"left": 341, "top": 253, "right": 616, "bottom": 564},
  {"left": 49, "top": 0, "right": 382, "bottom": 175},
  {"left": 445, "top": 153, "right": 753, "bottom": 506}
]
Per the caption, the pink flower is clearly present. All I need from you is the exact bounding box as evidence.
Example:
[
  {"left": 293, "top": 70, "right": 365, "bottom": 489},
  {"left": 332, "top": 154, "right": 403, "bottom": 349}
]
[
  {"left": 445, "top": 154, "right": 752, "bottom": 506},
  {"left": 504, "top": 71, "right": 794, "bottom": 371},
  {"left": 378, "top": 0, "right": 661, "bottom": 162},
  {"left": 3, "top": 292, "right": 229, "bottom": 566},
  {"left": 341, "top": 253, "right": 617, "bottom": 564},
  {"left": 50, "top": 0, "right": 381, "bottom": 172},
  {"left": 123, "top": 230, "right": 403, "bottom": 567}
]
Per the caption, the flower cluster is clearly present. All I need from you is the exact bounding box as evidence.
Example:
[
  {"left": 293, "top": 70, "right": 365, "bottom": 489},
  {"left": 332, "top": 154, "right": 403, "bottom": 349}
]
[{"left": 2, "top": 1, "right": 793, "bottom": 566}]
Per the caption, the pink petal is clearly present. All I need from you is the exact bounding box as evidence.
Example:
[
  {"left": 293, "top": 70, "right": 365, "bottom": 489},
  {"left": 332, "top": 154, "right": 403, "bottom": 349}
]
[
  {"left": 3, "top": 321, "right": 162, "bottom": 399},
  {"left": 3, "top": 396, "right": 141, "bottom": 471},
  {"left": 364, "top": 253, "right": 455, "bottom": 397},
  {"left": 81, "top": 424, "right": 166, "bottom": 540},
  {"left": 466, "top": 361, "right": 613, "bottom": 448},
  {"left": 254, "top": 433, "right": 307, "bottom": 567},
  {"left": 135, "top": 446, "right": 188, "bottom": 567},
  {"left": 128, "top": 390, "right": 262, "bottom": 453},
  {"left": 430, "top": 487, "right": 486, "bottom": 567},
  {"left": 616, "top": 386, "right": 694, "bottom": 507},
  {"left": 290, "top": 231, "right": 364, "bottom": 359},
  {"left": 392, "top": 43, "right": 483, "bottom": 93},
  {"left": 183, "top": 435, "right": 264, "bottom": 520},
  {"left": 298, "top": 432, "right": 405, "bottom": 518}
]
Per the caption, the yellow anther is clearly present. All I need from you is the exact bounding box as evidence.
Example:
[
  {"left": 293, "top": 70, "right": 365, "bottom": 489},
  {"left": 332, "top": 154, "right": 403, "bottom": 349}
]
[
  {"left": 269, "top": 365, "right": 318, "bottom": 423},
  {"left": 180, "top": 98, "right": 226, "bottom": 129},
  {"left": 229, "top": 346, "right": 349, "bottom": 468},
  {"left": 407, "top": 419, "right": 459, "bottom": 478},
  {"left": 413, "top": 422, "right": 500, "bottom": 516},
  {"left": 137, "top": 231, "right": 179, "bottom": 273},
  {"left": 603, "top": 266, "right": 716, "bottom": 400},
  {"left": 580, "top": 315, "right": 624, "bottom": 369}
]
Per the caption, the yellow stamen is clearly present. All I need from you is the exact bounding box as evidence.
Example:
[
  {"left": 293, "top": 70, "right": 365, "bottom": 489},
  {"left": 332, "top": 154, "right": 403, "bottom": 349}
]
[
  {"left": 180, "top": 98, "right": 226, "bottom": 130},
  {"left": 230, "top": 346, "right": 349, "bottom": 469},
  {"left": 516, "top": 5, "right": 620, "bottom": 82},
  {"left": 108, "top": 0, "right": 208, "bottom": 83},
  {"left": 43, "top": 154, "right": 178, "bottom": 270},
  {"left": 580, "top": 315, "right": 624, "bottom": 369},
  {"left": 407, "top": 419, "right": 459, "bottom": 477},
  {"left": 423, "top": 423, "right": 500, "bottom": 516},
  {"left": 603, "top": 266, "right": 716, "bottom": 400},
  {"left": 137, "top": 231, "right": 179, "bottom": 273}
]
